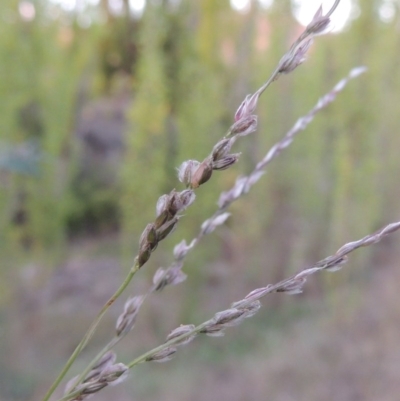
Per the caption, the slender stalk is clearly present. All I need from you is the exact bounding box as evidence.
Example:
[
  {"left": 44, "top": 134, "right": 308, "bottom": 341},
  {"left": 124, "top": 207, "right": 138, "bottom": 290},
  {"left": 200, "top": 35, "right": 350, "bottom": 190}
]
[
  {"left": 255, "top": 65, "right": 282, "bottom": 96},
  {"left": 41, "top": 259, "right": 140, "bottom": 401},
  {"left": 69, "top": 337, "right": 120, "bottom": 393},
  {"left": 326, "top": 0, "right": 341, "bottom": 18},
  {"left": 57, "top": 388, "right": 82, "bottom": 401},
  {"left": 127, "top": 321, "right": 212, "bottom": 369},
  {"left": 66, "top": 292, "right": 150, "bottom": 393}
]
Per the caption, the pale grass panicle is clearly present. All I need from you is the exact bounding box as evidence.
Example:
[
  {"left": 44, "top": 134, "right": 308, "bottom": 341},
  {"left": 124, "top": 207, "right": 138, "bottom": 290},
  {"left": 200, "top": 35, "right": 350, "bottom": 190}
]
[{"left": 41, "top": 2, "right": 400, "bottom": 400}]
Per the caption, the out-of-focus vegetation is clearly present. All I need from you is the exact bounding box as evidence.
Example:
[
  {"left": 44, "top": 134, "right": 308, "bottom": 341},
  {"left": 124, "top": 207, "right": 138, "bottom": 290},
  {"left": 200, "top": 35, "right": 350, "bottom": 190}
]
[{"left": 1, "top": 0, "right": 400, "bottom": 400}]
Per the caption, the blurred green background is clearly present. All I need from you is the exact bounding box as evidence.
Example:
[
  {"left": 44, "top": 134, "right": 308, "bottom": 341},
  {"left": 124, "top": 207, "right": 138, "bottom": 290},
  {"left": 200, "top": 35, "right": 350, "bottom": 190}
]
[{"left": 1, "top": 0, "right": 400, "bottom": 400}]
